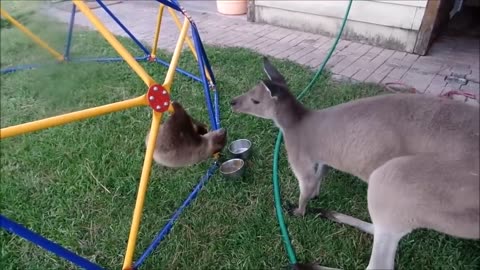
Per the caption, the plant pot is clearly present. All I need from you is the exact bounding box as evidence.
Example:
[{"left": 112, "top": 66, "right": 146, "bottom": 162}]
[{"left": 216, "top": 0, "right": 247, "bottom": 15}]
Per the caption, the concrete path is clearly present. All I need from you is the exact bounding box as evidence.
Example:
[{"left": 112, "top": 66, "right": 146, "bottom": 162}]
[{"left": 46, "top": 1, "right": 479, "bottom": 98}]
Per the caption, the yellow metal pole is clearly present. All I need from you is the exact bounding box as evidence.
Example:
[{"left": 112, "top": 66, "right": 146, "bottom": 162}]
[
  {"left": 167, "top": 8, "right": 213, "bottom": 83},
  {"left": 72, "top": 1, "right": 156, "bottom": 87},
  {"left": 0, "top": 95, "right": 147, "bottom": 139},
  {"left": 122, "top": 111, "right": 162, "bottom": 269},
  {"left": 0, "top": 8, "right": 64, "bottom": 61},
  {"left": 167, "top": 8, "right": 197, "bottom": 60},
  {"left": 163, "top": 17, "right": 190, "bottom": 91},
  {"left": 150, "top": 4, "right": 165, "bottom": 58}
]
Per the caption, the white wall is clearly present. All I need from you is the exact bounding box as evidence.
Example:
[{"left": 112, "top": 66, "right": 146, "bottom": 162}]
[{"left": 253, "top": 0, "right": 428, "bottom": 52}]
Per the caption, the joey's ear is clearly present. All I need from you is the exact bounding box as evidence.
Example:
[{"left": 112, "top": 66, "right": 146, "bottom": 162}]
[
  {"left": 171, "top": 101, "right": 185, "bottom": 114},
  {"left": 169, "top": 101, "right": 199, "bottom": 135},
  {"left": 171, "top": 101, "right": 190, "bottom": 122},
  {"left": 262, "top": 56, "right": 287, "bottom": 85},
  {"left": 261, "top": 80, "right": 285, "bottom": 99},
  {"left": 192, "top": 118, "right": 208, "bottom": 135}
]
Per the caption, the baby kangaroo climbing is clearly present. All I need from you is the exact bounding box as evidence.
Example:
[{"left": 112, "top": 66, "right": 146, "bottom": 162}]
[
  {"left": 230, "top": 57, "right": 479, "bottom": 269},
  {"left": 146, "top": 101, "right": 227, "bottom": 168}
]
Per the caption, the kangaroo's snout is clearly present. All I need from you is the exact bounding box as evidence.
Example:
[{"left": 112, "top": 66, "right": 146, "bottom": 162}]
[{"left": 230, "top": 56, "right": 288, "bottom": 118}]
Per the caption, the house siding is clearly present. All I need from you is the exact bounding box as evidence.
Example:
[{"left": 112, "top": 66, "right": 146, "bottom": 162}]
[{"left": 253, "top": 0, "right": 428, "bottom": 52}]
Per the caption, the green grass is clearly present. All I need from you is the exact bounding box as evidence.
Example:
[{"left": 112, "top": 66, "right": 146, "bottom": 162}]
[{"left": 1, "top": 2, "right": 479, "bottom": 270}]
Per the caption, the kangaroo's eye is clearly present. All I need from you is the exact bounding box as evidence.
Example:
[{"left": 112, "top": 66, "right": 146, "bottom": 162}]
[{"left": 251, "top": 98, "right": 260, "bottom": 104}]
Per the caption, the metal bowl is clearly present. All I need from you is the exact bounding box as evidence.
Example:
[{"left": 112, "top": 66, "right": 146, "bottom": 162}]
[
  {"left": 219, "top": 158, "right": 245, "bottom": 180},
  {"left": 228, "top": 139, "right": 252, "bottom": 159}
]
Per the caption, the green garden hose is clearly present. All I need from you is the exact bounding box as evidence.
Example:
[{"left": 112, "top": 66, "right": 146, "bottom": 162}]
[{"left": 272, "top": 0, "right": 354, "bottom": 266}]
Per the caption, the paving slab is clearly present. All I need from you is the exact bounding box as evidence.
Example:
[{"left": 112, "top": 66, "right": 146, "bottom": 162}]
[{"left": 44, "top": 1, "right": 479, "bottom": 98}]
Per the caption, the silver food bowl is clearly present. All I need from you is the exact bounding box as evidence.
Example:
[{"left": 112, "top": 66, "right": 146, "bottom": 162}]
[
  {"left": 219, "top": 158, "right": 245, "bottom": 180},
  {"left": 228, "top": 139, "right": 252, "bottom": 159}
]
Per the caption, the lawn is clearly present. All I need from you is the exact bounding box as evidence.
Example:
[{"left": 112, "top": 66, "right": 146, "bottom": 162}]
[{"left": 1, "top": 2, "right": 479, "bottom": 270}]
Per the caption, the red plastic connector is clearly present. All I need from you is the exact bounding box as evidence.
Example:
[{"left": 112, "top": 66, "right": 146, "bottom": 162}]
[{"left": 147, "top": 84, "right": 170, "bottom": 113}]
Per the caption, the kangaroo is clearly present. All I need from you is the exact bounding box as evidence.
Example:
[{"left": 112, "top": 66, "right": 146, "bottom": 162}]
[
  {"left": 230, "top": 57, "right": 479, "bottom": 269},
  {"left": 146, "top": 101, "right": 227, "bottom": 168}
]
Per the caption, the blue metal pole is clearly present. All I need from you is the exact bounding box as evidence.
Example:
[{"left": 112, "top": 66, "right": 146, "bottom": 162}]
[
  {"left": 1, "top": 64, "right": 43, "bottom": 74},
  {"left": 0, "top": 56, "right": 203, "bottom": 85},
  {"left": 153, "top": 58, "right": 202, "bottom": 83},
  {"left": 213, "top": 86, "right": 221, "bottom": 128},
  {"left": 133, "top": 162, "right": 219, "bottom": 269},
  {"left": 193, "top": 27, "right": 216, "bottom": 85},
  {"left": 64, "top": 4, "right": 77, "bottom": 60},
  {"left": 70, "top": 55, "right": 148, "bottom": 63},
  {"left": 154, "top": 0, "right": 182, "bottom": 13},
  {"left": 169, "top": 0, "right": 181, "bottom": 7},
  {"left": 0, "top": 56, "right": 148, "bottom": 74},
  {"left": 72, "top": 55, "right": 203, "bottom": 83},
  {"left": 0, "top": 215, "right": 104, "bottom": 270},
  {"left": 191, "top": 28, "right": 217, "bottom": 130},
  {"left": 191, "top": 25, "right": 220, "bottom": 128},
  {"left": 95, "top": 0, "right": 150, "bottom": 56},
  {"left": 186, "top": 22, "right": 220, "bottom": 129}
]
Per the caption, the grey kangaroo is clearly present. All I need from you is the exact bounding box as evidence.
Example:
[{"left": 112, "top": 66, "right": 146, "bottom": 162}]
[
  {"left": 146, "top": 102, "right": 227, "bottom": 168},
  {"left": 230, "top": 57, "right": 479, "bottom": 269}
]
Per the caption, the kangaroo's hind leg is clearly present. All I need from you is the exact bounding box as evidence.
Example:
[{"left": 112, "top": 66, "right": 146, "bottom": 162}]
[
  {"left": 367, "top": 229, "right": 406, "bottom": 270},
  {"left": 365, "top": 156, "right": 424, "bottom": 270}
]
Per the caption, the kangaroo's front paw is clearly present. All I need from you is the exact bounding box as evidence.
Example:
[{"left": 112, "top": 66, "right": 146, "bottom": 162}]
[
  {"left": 292, "top": 208, "right": 306, "bottom": 217},
  {"left": 285, "top": 201, "right": 305, "bottom": 217},
  {"left": 284, "top": 201, "right": 304, "bottom": 217}
]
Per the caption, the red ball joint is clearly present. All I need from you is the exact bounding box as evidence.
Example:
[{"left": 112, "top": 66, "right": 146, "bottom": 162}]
[
  {"left": 147, "top": 55, "right": 156, "bottom": 62},
  {"left": 147, "top": 84, "right": 170, "bottom": 113}
]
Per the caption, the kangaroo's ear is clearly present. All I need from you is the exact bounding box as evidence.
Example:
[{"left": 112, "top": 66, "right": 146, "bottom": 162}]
[
  {"left": 261, "top": 80, "right": 286, "bottom": 99},
  {"left": 263, "top": 56, "right": 287, "bottom": 85}
]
